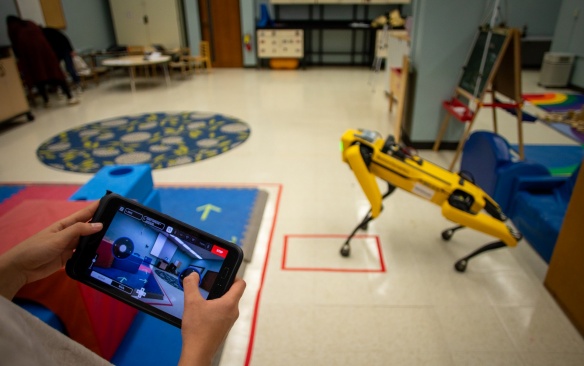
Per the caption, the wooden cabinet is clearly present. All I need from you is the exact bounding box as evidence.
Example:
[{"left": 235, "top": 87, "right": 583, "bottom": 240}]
[
  {"left": 545, "top": 164, "right": 584, "bottom": 337},
  {"left": 109, "top": 0, "right": 186, "bottom": 50},
  {"left": 0, "top": 48, "right": 33, "bottom": 124}
]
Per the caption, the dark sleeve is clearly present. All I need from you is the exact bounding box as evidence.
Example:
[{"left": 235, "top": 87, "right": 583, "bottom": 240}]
[
  {"left": 43, "top": 28, "right": 73, "bottom": 55},
  {"left": 59, "top": 31, "right": 73, "bottom": 54}
]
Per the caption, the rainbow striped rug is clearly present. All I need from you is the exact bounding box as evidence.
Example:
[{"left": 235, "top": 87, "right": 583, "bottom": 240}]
[{"left": 523, "top": 93, "right": 584, "bottom": 113}]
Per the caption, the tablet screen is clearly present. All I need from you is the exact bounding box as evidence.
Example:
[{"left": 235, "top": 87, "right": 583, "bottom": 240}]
[{"left": 86, "top": 204, "right": 230, "bottom": 319}]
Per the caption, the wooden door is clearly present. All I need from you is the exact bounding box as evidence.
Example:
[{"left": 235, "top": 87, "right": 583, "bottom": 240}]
[
  {"left": 39, "top": 0, "right": 66, "bottom": 28},
  {"left": 198, "top": 0, "right": 242, "bottom": 68}
]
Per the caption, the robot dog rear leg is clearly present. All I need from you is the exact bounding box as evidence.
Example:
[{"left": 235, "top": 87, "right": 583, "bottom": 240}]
[{"left": 453, "top": 240, "right": 506, "bottom": 272}]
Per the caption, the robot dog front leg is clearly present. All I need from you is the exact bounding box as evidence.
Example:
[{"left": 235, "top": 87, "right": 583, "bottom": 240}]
[
  {"left": 340, "top": 143, "right": 396, "bottom": 256},
  {"left": 340, "top": 183, "right": 396, "bottom": 257}
]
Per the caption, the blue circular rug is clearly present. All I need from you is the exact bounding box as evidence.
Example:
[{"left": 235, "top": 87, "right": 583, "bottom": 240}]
[{"left": 37, "top": 112, "right": 251, "bottom": 173}]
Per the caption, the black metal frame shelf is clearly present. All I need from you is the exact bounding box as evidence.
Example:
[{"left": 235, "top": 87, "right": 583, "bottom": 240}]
[{"left": 259, "top": 4, "right": 395, "bottom": 67}]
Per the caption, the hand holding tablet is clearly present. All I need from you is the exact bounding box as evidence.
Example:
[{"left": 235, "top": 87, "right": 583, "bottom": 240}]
[{"left": 66, "top": 193, "right": 244, "bottom": 328}]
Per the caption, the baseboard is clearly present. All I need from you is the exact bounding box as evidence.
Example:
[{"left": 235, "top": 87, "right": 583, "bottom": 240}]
[{"left": 400, "top": 131, "right": 458, "bottom": 150}]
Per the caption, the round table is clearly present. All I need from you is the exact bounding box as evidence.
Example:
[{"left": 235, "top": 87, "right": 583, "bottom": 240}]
[{"left": 102, "top": 55, "right": 171, "bottom": 92}]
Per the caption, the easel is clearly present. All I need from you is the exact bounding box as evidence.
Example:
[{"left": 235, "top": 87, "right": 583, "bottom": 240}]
[{"left": 433, "top": 24, "right": 524, "bottom": 171}]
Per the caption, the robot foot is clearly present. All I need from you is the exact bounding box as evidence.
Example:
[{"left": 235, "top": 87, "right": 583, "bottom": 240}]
[
  {"left": 441, "top": 225, "right": 465, "bottom": 241},
  {"left": 454, "top": 240, "right": 506, "bottom": 272},
  {"left": 340, "top": 211, "right": 374, "bottom": 257},
  {"left": 340, "top": 242, "right": 351, "bottom": 257}
]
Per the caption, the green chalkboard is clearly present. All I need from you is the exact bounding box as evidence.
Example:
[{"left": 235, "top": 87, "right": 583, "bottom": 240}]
[{"left": 458, "top": 30, "right": 508, "bottom": 98}]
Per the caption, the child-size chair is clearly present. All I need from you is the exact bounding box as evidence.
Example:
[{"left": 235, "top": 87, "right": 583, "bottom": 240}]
[{"left": 460, "top": 131, "right": 582, "bottom": 262}]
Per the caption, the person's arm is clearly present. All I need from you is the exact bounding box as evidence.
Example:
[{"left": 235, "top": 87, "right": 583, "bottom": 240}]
[
  {"left": 0, "top": 201, "right": 102, "bottom": 300},
  {"left": 60, "top": 29, "right": 74, "bottom": 54},
  {"left": 179, "top": 273, "right": 246, "bottom": 366}
]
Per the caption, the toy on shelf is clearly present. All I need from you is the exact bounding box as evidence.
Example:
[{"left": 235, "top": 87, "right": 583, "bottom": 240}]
[{"left": 340, "top": 129, "right": 522, "bottom": 272}]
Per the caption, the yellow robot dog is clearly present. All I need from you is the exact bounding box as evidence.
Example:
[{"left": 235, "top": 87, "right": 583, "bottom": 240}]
[{"left": 340, "top": 129, "right": 522, "bottom": 272}]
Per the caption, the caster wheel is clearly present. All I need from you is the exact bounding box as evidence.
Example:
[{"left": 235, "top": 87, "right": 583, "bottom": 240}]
[
  {"left": 340, "top": 245, "right": 350, "bottom": 257},
  {"left": 26, "top": 112, "right": 35, "bottom": 121},
  {"left": 454, "top": 259, "right": 467, "bottom": 272},
  {"left": 441, "top": 229, "right": 454, "bottom": 241}
]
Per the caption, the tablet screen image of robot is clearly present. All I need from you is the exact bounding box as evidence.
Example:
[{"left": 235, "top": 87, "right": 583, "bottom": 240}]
[{"left": 87, "top": 205, "right": 229, "bottom": 319}]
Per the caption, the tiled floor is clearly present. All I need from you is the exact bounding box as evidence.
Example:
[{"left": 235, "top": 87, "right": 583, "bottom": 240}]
[{"left": 0, "top": 68, "right": 583, "bottom": 366}]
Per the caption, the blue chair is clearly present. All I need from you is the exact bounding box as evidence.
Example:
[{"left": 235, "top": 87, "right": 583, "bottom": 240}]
[
  {"left": 461, "top": 131, "right": 581, "bottom": 262},
  {"left": 460, "top": 131, "right": 549, "bottom": 213}
]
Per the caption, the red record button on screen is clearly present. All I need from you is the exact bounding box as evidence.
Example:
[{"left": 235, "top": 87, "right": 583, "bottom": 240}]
[{"left": 211, "top": 245, "right": 228, "bottom": 258}]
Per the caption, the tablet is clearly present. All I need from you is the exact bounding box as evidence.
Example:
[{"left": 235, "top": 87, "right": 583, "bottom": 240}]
[{"left": 66, "top": 192, "right": 243, "bottom": 328}]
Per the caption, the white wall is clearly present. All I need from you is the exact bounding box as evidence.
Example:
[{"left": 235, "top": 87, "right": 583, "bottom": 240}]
[
  {"left": 61, "top": 0, "right": 115, "bottom": 51},
  {"left": 14, "top": 0, "right": 45, "bottom": 26},
  {"left": 408, "top": 0, "right": 490, "bottom": 144},
  {"left": 0, "top": 1, "right": 22, "bottom": 46},
  {"left": 551, "top": 0, "right": 584, "bottom": 89},
  {"left": 183, "top": 0, "right": 201, "bottom": 56}
]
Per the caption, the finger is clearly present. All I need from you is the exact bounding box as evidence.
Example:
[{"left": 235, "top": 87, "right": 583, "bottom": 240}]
[
  {"left": 54, "top": 221, "right": 103, "bottom": 249},
  {"left": 54, "top": 201, "right": 100, "bottom": 232},
  {"left": 183, "top": 272, "right": 204, "bottom": 303},
  {"left": 221, "top": 277, "right": 246, "bottom": 303}
]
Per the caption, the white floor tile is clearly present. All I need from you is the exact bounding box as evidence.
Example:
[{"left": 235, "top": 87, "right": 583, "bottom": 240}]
[{"left": 436, "top": 305, "right": 516, "bottom": 353}]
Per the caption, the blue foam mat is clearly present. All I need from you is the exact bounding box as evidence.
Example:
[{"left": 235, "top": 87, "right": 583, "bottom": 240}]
[
  {"left": 111, "top": 313, "right": 182, "bottom": 366},
  {"left": 0, "top": 185, "right": 25, "bottom": 204},
  {"left": 158, "top": 187, "right": 258, "bottom": 247},
  {"left": 0, "top": 184, "right": 260, "bottom": 364},
  {"left": 510, "top": 144, "right": 583, "bottom": 176}
]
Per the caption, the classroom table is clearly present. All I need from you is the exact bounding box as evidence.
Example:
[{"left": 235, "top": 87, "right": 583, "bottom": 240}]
[{"left": 102, "top": 55, "right": 171, "bottom": 92}]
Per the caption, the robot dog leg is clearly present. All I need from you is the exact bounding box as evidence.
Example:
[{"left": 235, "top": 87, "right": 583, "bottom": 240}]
[
  {"left": 340, "top": 138, "right": 397, "bottom": 257},
  {"left": 439, "top": 197, "right": 520, "bottom": 271},
  {"left": 340, "top": 182, "right": 396, "bottom": 257},
  {"left": 340, "top": 129, "right": 522, "bottom": 272}
]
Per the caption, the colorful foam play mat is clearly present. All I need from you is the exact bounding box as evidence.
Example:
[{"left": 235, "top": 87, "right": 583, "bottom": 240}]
[
  {"left": 36, "top": 112, "right": 251, "bottom": 173},
  {"left": 522, "top": 93, "right": 584, "bottom": 143},
  {"left": 523, "top": 93, "right": 584, "bottom": 113},
  {"left": 0, "top": 183, "right": 267, "bottom": 365}
]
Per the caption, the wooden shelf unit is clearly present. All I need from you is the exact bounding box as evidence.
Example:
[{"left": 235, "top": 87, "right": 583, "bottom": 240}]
[{"left": 0, "top": 47, "right": 33, "bottom": 124}]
